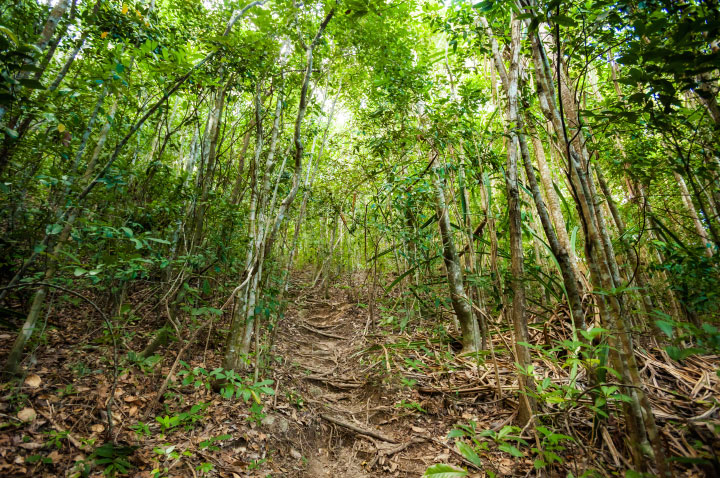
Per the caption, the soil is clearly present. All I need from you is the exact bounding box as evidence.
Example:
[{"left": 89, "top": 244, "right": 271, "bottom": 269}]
[{"left": 1, "top": 273, "right": 718, "bottom": 477}]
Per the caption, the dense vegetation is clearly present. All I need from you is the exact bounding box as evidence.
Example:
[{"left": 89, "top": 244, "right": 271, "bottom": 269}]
[{"left": 1, "top": 1, "right": 718, "bottom": 477}]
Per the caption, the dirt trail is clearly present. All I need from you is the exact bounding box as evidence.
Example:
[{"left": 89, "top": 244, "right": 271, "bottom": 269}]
[{"left": 270, "top": 282, "right": 449, "bottom": 477}]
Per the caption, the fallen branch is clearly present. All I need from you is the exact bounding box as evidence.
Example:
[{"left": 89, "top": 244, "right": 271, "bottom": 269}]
[
  {"left": 320, "top": 413, "right": 397, "bottom": 443},
  {"left": 419, "top": 384, "right": 516, "bottom": 394},
  {"left": 297, "top": 322, "right": 345, "bottom": 340},
  {"left": 367, "top": 437, "right": 426, "bottom": 468},
  {"left": 305, "top": 375, "right": 363, "bottom": 389}
]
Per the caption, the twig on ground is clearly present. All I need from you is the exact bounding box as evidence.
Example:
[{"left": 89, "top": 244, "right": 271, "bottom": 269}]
[
  {"left": 367, "top": 437, "right": 426, "bottom": 468},
  {"left": 320, "top": 413, "right": 397, "bottom": 443},
  {"left": 297, "top": 322, "right": 345, "bottom": 340}
]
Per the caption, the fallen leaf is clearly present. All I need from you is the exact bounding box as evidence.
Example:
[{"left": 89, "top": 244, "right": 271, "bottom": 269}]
[
  {"left": 17, "top": 407, "right": 36, "bottom": 422},
  {"left": 24, "top": 374, "right": 42, "bottom": 388},
  {"left": 90, "top": 423, "right": 105, "bottom": 433}
]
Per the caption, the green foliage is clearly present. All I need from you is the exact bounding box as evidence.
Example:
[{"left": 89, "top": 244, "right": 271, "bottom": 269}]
[
  {"left": 437, "top": 419, "right": 576, "bottom": 475},
  {"left": 127, "top": 352, "right": 163, "bottom": 374},
  {"left": 155, "top": 402, "right": 207, "bottom": 433},
  {"left": 656, "top": 242, "right": 720, "bottom": 317},
  {"left": 210, "top": 368, "right": 275, "bottom": 403},
  {"left": 422, "top": 463, "right": 468, "bottom": 477},
  {"left": 91, "top": 442, "right": 138, "bottom": 477},
  {"left": 199, "top": 434, "right": 231, "bottom": 451},
  {"left": 130, "top": 421, "right": 151, "bottom": 438},
  {"left": 44, "top": 429, "right": 69, "bottom": 449},
  {"left": 394, "top": 399, "right": 426, "bottom": 414}
]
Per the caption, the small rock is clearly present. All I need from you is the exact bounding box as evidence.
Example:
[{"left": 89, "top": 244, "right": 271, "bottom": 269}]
[
  {"left": 290, "top": 448, "right": 302, "bottom": 459},
  {"left": 278, "top": 417, "right": 289, "bottom": 433}
]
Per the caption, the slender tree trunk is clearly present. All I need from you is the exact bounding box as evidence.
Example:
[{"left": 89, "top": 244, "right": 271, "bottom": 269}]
[
  {"left": 529, "top": 22, "right": 670, "bottom": 475},
  {"left": 520, "top": 118, "right": 586, "bottom": 332},
  {"left": 528, "top": 124, "right": 583, "bottom": 286},
  {"left": 458, "top": 164, "right": 488, "bottom": 349},
  {"left": 191, "top": 85, "right": 227, "bottom": 249},
  {"left": 433, "top": 168, "right": 481, "bottom": 354},
  {"left": 481, "top": 14, "right": 536, "bottom": 426},
  {"left": 0, "top": 0, "right": 71, "bottom": 124},
  {"left": 674, "top": 171, "right": 713, "bottom": 257}
]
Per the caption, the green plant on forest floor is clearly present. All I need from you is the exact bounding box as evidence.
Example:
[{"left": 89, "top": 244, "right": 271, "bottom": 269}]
[
  {"left": 286, "top": 389, "right": 305, "bottom": 408},
  {"left": 395, "top": 399, "right": 426, "bottom": 414},
  {"left": 430, "top": 420, "right": 578, "bottom": 477},
  {"left": 91, "top": 442, "right": 138, "bottom": 477},
  {"left": 151, "top": 443, "right": 191, "bottom": 478},
  {"left": 126, "top": 351, "right": 163, "bottom": 374},
  {"left": 44, "top": 429, "right": 69, "bottom": 449},
  {"left": 155, "top": 402, "right": 207, "bottom": 433}
]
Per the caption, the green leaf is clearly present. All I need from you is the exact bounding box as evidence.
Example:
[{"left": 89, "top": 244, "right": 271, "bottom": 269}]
[
  {"left": 422, "top": 463, "right": 468, "bottom": 477},
  {"left": 46, "top": 223, "right": 63, "bottom": 235},
  {"left": 456, "top": 441, "right": 483, "bottom": 467},
  {"left": 19, "top": 78, "right": 44, "bottom": 89},
  {"left": 473, "top": 1, "right": 494, "bottom": 12},
  {"left": 2, "top": 126, "right": 19, "bottom": 139},
  {"left": 0, "top": 25, "right": 18, "bottom": 44},
  {"left": 553, "top": 14, "right": 576, "bottom": 27},
  {"left": 498, "top": 443, "right": 524, "bottom": 457},
  {"left": 147, "top": 237, "right": 170, "bottom": 244},
  {"left": 665, "top": 346, "right": 703, "bottom": 361},
  {"left": 655, "top": 320, "right": 674, "bottom": 338}
]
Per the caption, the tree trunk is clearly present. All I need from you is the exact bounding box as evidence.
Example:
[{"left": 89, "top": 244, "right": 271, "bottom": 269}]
[
  {"left": 433, "top": 169, "right": 481, "bottom": 354},
  {"left": 0, "top": 0, "right": 71, "bottom": 124},
  {"left": 674, "top": 171, "right": 713, "bottom": 257},
  {"left": 481, "top": 15, "right": 536, "bottom": 426},
  {"left": 529, "top": 23, "right": 670, "bottom": 476}
]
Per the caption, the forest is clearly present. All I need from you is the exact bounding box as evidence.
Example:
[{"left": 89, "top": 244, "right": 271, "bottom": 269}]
[{"left": 0, "top": 0, "right": 718, "bottom": 477}]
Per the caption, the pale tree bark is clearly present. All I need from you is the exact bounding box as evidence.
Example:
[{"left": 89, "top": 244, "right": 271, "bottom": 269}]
[
  {"left": 520, "top": 120, "right": 586, "bottom": 332},
  {"left": 231, "top": 121, "right": 255, "bottom": 205},
  {"left": 528, "top": 124, "right": 582, "bottom": 285},
  {"left": 2, "top": 0, "right": 264, "bottom": 374},
  {"left": 527, "top": 14, "right": 670, "bottom": 474},
  {"left": 674, "top": 171, "right": 714, "bottom": 257},
  {"left": 191, "top": 85, "right": 228, "bottom": 249},
  {"left": 224, "top": 79, "right": 277, "bottom": 371},
  {"left": 458, "top": 163, "right": 488, "bottom": 349},
  {"left": 480, "top": 14, "right": 536, "bottom": 426},
  {"left": 433, "top": 167, "right": 481, "bottom": 354},
  {"left": 223, "top": 3, "right": 335, "bottom": 372},
  {"left": 0, "top": 0, "right": 71, "bottom": 124}
]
